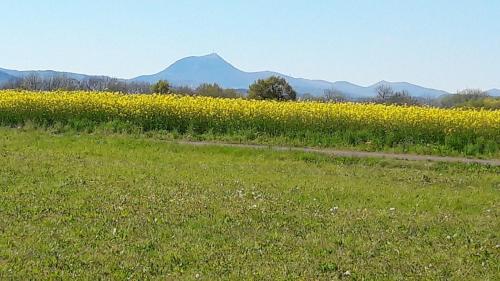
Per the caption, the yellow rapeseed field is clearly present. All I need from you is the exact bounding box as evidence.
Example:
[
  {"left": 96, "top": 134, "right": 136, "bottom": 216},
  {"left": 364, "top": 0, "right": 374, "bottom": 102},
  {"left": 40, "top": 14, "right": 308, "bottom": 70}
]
[{"left": 0, "top": 90, "right": 499, "bottom": 153}]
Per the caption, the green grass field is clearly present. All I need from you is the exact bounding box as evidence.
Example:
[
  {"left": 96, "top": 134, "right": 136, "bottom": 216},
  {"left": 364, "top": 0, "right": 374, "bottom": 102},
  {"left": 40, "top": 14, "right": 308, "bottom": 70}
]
[{"left": 1, "top": 127, "right": 499, "bottom": 280}]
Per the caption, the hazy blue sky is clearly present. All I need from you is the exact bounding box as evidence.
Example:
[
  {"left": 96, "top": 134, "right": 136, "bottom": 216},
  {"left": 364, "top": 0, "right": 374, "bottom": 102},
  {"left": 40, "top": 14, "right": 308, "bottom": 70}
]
[{"left": 1, "top": 0, "right": 499, "bottom": 91}]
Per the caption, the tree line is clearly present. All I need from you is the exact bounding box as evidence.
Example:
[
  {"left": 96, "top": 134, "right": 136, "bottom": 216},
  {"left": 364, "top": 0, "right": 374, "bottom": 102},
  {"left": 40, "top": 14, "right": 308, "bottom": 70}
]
[
  {"left": 0, "top": 73, "right": 245, "bottom": 97},
  {"left": 2, "top": 73, "right": 497, "bottom": 109},
  {"left": 1, "top": 74, "right": 152, "bottom": 93},
  {"left": 0, "top": 73, "right": 297, "bottom": 100},
  {"left": 150, "top": 76, "right": 296, "bottom": 101},
  {"left": 303, "top": 85, "right": 498, "bottom": 109}
]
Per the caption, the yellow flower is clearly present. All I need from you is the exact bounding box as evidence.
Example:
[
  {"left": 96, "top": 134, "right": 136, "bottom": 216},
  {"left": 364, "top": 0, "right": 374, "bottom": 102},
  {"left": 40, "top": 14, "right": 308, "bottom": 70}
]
[{"left": 0, "top": 90, "right": 498, "bottom": 151}]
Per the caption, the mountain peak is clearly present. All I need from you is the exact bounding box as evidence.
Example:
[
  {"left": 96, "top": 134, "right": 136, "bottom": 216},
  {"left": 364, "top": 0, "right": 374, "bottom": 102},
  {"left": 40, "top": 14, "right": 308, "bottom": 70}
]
[
  {"left": 204, "top": 53, "right": 222, "bottom": 58},
  {"left": 170, "top": 53, "right": 236, "bottom": 70},
  {"left": 131, "top": 53, "right": 246, "bottom": 87},
  {"left": 373, "top": 80, "right": 395, "bottom": 86},
  {"left": 174, "top": 53, "right": 231, "bottom": 66}
]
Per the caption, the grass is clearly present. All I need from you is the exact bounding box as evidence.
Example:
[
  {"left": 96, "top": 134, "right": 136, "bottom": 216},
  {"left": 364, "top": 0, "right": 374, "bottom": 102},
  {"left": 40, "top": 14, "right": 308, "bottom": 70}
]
[
  {"left": 0, "top": 127, "right": 499, "bottom": 280},
  {"left": 1, "top": 90, "right": 499, "bottom": 157},
  {"left": 6, "top": 120, "right": 500, "bottom": 159}
]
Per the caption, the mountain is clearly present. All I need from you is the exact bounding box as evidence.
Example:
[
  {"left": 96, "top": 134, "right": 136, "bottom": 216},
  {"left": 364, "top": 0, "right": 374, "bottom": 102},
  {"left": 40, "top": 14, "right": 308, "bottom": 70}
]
[
  {"left": 133, "top": 53, "right": 344, "bottom": 95},
  {"left": 133, "top": 53, "right": 256, "bottom": 87},
  {"left": 0, "top": 70, "right": 18, "bottom": 84},
  {"left": 487, "top": 89, "right": 500, "bottom": 97},
  {"left": 367, "top": 81, "right": 449, "bottom": 99},
  {"left": 321, "top": 80, "right": 449, "bottom": 99},
  {"left": 1, "top": 54, "right": 489, "bottom": 99},
  {"left": 132, "top": 53, "right": 448, "bottom": 98},
  {"left": 0, "top": 67, "right": 109, "bottom": 82}
]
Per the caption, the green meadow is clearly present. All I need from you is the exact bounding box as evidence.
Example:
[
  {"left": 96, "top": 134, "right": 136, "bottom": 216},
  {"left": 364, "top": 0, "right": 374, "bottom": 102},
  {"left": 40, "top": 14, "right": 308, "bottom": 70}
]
[{"left": 0, "top": 127, "right": 499, "bottom": 280}]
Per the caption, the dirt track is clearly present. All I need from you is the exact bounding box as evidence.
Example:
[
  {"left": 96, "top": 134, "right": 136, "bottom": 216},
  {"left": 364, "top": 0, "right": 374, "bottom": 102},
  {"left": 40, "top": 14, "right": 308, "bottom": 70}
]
[{"left": 176, "top": 141, "right": 500, "bottom": 166}]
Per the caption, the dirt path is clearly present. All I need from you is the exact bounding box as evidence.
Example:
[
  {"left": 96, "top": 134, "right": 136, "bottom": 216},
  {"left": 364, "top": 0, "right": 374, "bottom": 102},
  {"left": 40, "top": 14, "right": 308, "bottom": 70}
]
[{"left": 175, "top": 141, "right": 500, "bottom": 166}]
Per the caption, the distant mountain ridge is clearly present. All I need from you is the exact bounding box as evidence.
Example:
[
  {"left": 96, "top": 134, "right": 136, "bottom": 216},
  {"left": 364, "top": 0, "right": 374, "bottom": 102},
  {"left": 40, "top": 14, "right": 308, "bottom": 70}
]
[
  {"left": 1, "top": 54, "right": 497, "bottom": 98},
  {"left": 0, "top": 67, "right": 96, "bottom": 81},
  {"left": 132, "top": 53, "right": 450, "bottom": 98},
  {"left": 132, "top": 53, "right": 335, "bottom": 94},
  {"left": 487, "top": 89, "right": 500, "bottom": 97},
  {"left": 0, "top": 70, "right": 17, "bottom": 84}
]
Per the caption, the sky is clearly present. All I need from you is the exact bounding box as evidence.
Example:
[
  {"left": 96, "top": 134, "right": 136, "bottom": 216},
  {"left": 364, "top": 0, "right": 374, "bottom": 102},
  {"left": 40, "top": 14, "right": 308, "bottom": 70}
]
[{"left": 0, "top": 0, "right": 499, "bottom": 92}]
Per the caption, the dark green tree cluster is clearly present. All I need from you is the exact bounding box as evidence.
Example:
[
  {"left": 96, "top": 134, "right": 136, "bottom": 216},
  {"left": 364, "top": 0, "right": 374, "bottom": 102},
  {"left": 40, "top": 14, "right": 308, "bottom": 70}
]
[
  {"left": 151, "top": 80, "right": 170, "bottom": 94},
  {"left": 248, "top": 76, "right": 296, "bottom": 101},
  {"left": 195, "top": 83, "right": 241, "bottom": 98}
]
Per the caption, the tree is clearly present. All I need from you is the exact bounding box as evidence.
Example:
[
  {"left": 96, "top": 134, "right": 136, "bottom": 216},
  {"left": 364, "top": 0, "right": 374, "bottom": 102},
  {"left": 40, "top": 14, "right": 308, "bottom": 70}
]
[
  {"left": 387, "top": 90, "right": 418, "bottom": 105},
  {"left": 171, "top": 86, "right": 195, "bottom": 96},
  {"left": 22, "top": 73, "right": 42, "bottom": 91},
  {"left": 440, "top": 89, "right": 490, "bottom": 108},
  {"left": 106, "top": 78, "right": 128, "bottom": 93},
  {"left": 81, "top": 77, "right": 109, "bottom": 91},
  {"left": 221, "top": 88, "right": 242, "bottom": 99},
  {"left": 300, "top": 93, "right": 317, "bottom": 101},
  {"left": 196, "top": 83, "right": 224, "bottom": 97},
  {"left": 45, "top": 75, "right": 80, "bottom": 91},
  {"left": 1, "top": 78, "right": 22, "bottom": 90},
  {"left": 323, "top": 88, "right": 346, "bottom": 102},
  {"left": 195, "top": 83, "right": 241, "bottom": 98},
  {"left": 374, "top": 85, "right": 419, "bottom": 105},
  {"left": 456, "top": 88, "right": 487, "bottom": 97},
  {"left": 248, "top": 76, "right": 297, "bottom": 101},
  {"left": 375, "top": 84, "right": 394, "bottom": 101},
  {"left": 151, "top": 80, "right": 170, "bottom": 94}
]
